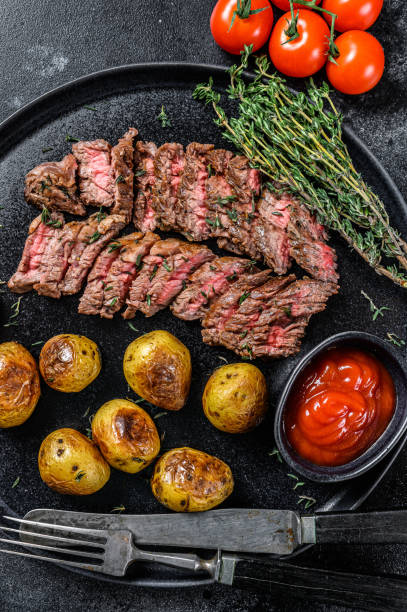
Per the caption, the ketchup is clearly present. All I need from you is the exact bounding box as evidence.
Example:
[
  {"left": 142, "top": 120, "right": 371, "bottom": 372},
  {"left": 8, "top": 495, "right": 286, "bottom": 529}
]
[{"left": 285, "top": 347, "right": 395, "bottom": 466}]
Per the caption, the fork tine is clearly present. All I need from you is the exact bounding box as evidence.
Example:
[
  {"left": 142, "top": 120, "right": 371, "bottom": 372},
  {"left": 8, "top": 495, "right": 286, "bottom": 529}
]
[
  {"left": 0, "top": 547, "right": 101, "bottom": 572},
  {"left": 0, "top": 525, "right": 104, "bottom": 549},
  {"left": 4, "top": 516, "right": 106, "bottom": 539},
  {"left": 0, "top": 537, "right": 104, "bottom": 561}
]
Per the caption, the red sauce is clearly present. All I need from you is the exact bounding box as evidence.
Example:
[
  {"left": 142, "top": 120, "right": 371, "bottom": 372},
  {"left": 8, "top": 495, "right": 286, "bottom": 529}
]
[{"left": 285, "top": 347, "right": 395, "bottom": 466}]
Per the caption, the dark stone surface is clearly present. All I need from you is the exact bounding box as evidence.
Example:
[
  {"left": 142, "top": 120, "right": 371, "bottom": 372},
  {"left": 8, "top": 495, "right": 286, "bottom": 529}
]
[{"left": 0, "top": 1, "right": 406, "bottom": 610}]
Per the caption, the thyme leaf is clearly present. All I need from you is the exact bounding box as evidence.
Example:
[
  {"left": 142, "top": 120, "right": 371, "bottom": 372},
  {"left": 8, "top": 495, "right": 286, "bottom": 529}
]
[
  {"left": 361, "top": 290, "right": 390, "bottom": 321},
  {"left": 157, "top": 105, "right": 171, "bottom": 128}
]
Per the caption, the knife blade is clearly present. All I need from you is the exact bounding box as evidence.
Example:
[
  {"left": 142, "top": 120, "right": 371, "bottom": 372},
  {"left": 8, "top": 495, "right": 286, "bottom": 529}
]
[{"left": 24, "top": 508, "right": 310, "bottom": 554}]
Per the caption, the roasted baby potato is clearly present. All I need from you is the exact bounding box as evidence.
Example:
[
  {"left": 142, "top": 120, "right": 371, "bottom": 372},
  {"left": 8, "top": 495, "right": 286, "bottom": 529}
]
[
  {"left": 202, "top": 363, "right": 268, "bottom": 434},
  {"left": 123, "top": 330, "right": 191, "bottom": 411},
  {"left": 39, "top": 334, "right": 101, "bottom": 392},
  {"left": 151, "top": 447, "right": 234, "bottom": 512},
  {"left": 91, "top": 398, "right": 160, "bottom": 473},
  {"left": 0, "top": 341, "right": 41, "bottom": 428},
  {"left": 38, "top": 428, "right": 110, "bottom": 495}
]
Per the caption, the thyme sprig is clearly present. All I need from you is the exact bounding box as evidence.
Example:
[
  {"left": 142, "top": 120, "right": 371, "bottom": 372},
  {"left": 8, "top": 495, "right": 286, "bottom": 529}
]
[
  {"left": 193, "top": 47, "right": 407, "bottom": 289},
  {"left": 361, "top": 290, "right": 390, "bottom": 321}
]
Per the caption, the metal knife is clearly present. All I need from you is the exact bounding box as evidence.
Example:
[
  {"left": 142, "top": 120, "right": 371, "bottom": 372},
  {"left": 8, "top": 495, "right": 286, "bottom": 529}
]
[{"left": 23, "top": 507, "right": 407, "bottom": 554}]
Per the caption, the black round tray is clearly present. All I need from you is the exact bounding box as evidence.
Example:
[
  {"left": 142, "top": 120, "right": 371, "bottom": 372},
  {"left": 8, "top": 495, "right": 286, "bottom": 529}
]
[{"left": 0, "top": 63, "right": 406, "bottom": 587}]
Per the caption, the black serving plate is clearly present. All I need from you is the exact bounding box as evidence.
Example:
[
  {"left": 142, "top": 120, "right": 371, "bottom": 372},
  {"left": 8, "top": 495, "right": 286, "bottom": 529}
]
[{"left": 0, "top": 63, "right": 406, "bottom": 587}]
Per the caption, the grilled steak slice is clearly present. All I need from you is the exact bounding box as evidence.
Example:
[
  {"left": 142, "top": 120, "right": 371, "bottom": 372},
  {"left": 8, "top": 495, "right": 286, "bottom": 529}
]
[
  {"left": 79, "top": 238, "right": 125, "bottom": 315},
  {"left": 246, "top": 279, "right": 338, "bottom": 359},
  {"left": 60, "top": 213, "right": 125, "bottom": 295},
  {"left": 72, "top": 140, "right": 114, "bottom": 207},
  {"left": 111, "top": 127, "right": 138, "bottom": 222},
  {"left": 34, "top": 220, "right": 84, "bottom": 298},
  {"left": 24, "top": 155, "right": 85, "bottom": 215},
  {"left": 226, "top": 155, "right": 261, "bottom": 207},
  {"left": 133, "top": 141, "right": 158, "bottom": 232},
  {"left": 177, "top": 142, "right": 214, "bottom": 241},
  {"left": 202, "top": 272, "right": 290, "bottom": 350},
  {"left": 171, "top": 257, "right": 258, "bottom": 321},
  {"left": 253, "top": 189, "right": 291, "bottom": 274},
  {"left": 152, "top": 143, "right": 184, "bottom": 231},
  {"left": 203, "top": 275, "right": 337, "bottom": 359},
  {"left": 123, "top": 238, "right": 183, "bottom": 319},
  {"left": 206, "top": 149, "right": 233, "bottom": 175},
  {"left": 287, "top": 198, "right": 338, "bottom": 283},
  {"left": 8, "top": 212, "right": 65, "bottom": 293},
  {"left": 140, "top": 242, "right": 214, "bottom": 317},
  {"left": 205, "top": 153, "right": 261, "bottom": 260},
  {"left": 100, "top": 231, "right": 160, "bottom": 319}
]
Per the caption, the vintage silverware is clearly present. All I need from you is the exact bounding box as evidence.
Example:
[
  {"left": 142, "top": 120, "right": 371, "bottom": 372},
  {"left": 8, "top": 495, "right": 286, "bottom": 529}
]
[
  {"left": 23, "top": 507, "right": 407, "bottom": 555},
  {"left": 1, "top": 514, "right": 407, "bottom": 610}
]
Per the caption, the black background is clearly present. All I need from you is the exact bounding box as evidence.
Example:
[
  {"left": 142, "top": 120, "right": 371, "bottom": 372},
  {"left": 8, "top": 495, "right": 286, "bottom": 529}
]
[{"left": 0, "top": 1, "right": 406, "bottom": 610}]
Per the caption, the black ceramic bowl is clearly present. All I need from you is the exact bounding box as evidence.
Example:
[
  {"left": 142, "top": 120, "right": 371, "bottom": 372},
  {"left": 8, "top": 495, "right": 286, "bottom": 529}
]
[{"left": 274, "top": 331, "right": 407, "bottom": 483}]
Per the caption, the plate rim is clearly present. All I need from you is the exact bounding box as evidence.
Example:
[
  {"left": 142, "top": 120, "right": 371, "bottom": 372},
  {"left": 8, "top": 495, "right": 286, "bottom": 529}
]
[{"left": 0, "top": 61, "right": 406, "bottom": 588}]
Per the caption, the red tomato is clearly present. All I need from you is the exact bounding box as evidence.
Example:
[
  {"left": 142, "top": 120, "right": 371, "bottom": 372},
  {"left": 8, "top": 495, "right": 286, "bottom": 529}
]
[
  {"left": 322, "top": 0, "right": 383, "bottom": 32},
  {"left": 326, "top": 30, "right": 384, "bottom": 94},
  {"left": 210, "top": 0, "right": 274, "bottom": 55},
  {"left": 271, "top": 0, "right": 321, "bottom": 9},
  {"left": 268, "top": 9, "right": 330, "bottom": 77}
]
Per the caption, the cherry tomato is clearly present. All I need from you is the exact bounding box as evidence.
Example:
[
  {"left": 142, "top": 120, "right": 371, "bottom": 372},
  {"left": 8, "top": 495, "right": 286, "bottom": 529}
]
[
  {"left": 268, "top": 9, "right": 330, "bottom": 77},
  {"left": 271, "top": 0, "right": 321, "bottom": 9},
  {"left": 210, "top": 0, "right": 274, "bottom": 55},
  {"left": 326, "top": 30, "right": 384, "bottom": 94},
  {"left": 322, "top": 0, "right": 383, "bottom": 32}
]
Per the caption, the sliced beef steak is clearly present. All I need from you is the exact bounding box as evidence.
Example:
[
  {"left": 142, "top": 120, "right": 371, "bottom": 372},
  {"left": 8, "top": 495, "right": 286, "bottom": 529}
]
[
  {"left": 253, "top": 189, "right": 291, "bottom": 274},
  {"left": 60, "top": 213, "right": 125, "bottom": 295},
  {"left": 201, "top": 270, "right": 272, "bottom": 348},
  {"left": 203, "top": 274, "right": 337, "bottom": 359},
  {"left": 34, "top": 220, "right": 84, "bottom": 298},
  {"left": 8, "top": 212, "right": 65, "bottom": 293},
  {"left": 140, "top": 242, "right": 214, "bottom": 317},
  {"left": 205, "top": 153, "right": 261, "bottom": 260},
  {"left": 79, "top": 237, "right": 125, "bottom": 316},
  {"left": 111, "top": 127, "right": 138, "bottom": 222},
  {"left": 133, "top": 141, "right": 158, "bottom": 232},
  {"left": 246, "top": 279, "right": 338, "bottom": 358},
  {"left": 226, "top": 155, "right": 261, "bottom": 207},
  {"left": 24, "top": 155, "right": 85, "bottom": 215},
  {"left": 152, "top": 143, "right": 184, "bottom": 231},
  {"left": 177, "top": 142, "right": 214, "bottom": 241},
  {"left": 287, "top": 198, "right": 338, "bottom": 283},
  {"left": 72, "top": 140, "right": 114, "bottom": 208},
  {"left": 100, "top": 231, "right": 160, "bottom": 319},
  {"left": 123, "top": 238, "right": 183, "bottom": 319},
  {"left": 171, "top": 257, "right": 258, "bottom": 321}
]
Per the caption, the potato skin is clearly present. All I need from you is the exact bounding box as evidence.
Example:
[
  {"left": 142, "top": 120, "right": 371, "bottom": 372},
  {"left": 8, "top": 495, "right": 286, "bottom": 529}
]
[
  {"left": 203, "top": 363, "right": 268, "bottom": 434},
  {"left": 91, "top": 399, "right": 160, "bottom": 473},
  {"left": 151, "top": 447, "right": 234, "bottom": 512},
  {"left": 39, "top": 334, "right": 101, "bottom": 392},
  {"left": 38, "top": 428, "right": 110, "bottom": 495},
  {"left": 123, "top": 330, "right": 191, "bottom": 411},
  {"left": 0, "top": 342, "right": 41, "bottom": 428}
]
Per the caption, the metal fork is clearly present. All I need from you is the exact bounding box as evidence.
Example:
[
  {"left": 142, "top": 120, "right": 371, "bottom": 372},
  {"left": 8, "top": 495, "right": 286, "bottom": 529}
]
[{"left": 0, "top": 515, "right": 216, "bottom": 577}]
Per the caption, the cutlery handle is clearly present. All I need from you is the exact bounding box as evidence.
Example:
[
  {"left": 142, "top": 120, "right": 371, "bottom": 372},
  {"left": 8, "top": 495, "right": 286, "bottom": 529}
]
[
  {"left": 315, "top": 510, "right": 407, "bottom": 544},
  {"left": 226, "top": 557, "right": 407, "bottom": 611}
]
